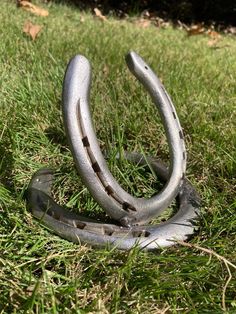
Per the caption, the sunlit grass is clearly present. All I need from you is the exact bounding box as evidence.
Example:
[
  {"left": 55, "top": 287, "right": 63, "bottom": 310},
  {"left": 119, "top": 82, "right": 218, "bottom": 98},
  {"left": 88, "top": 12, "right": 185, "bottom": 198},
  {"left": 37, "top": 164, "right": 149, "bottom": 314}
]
[{"left": 0, "top": 0, "right": 236, "bottom": 313}]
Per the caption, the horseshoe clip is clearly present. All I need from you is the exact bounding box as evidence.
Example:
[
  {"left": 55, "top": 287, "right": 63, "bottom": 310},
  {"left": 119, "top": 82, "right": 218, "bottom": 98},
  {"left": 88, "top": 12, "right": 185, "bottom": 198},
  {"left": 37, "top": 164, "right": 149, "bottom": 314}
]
[{"left": 26, "top": 52, "right": 200, "bottom": 250}]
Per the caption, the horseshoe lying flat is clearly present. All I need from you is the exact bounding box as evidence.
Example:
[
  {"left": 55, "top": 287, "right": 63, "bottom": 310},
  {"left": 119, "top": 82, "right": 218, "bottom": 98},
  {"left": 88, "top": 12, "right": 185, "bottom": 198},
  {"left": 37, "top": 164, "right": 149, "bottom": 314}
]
[
  {"left": 26, "top": 153, "right": 200, "bottom": 250},
  {"left": 62, "top": 52, "right": 186, "bottom": 227}
]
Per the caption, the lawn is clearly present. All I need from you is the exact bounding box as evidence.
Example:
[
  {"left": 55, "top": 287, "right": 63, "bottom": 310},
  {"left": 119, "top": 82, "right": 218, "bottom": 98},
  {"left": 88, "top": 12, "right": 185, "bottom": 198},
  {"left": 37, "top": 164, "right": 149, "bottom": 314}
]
[{"left": 0, "top": 1, "right": 236, "bottom": 313}]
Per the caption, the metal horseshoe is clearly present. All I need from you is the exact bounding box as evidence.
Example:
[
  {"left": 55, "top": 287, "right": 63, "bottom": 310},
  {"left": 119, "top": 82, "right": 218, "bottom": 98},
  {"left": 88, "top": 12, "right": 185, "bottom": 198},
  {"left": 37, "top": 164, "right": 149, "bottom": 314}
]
[
  {"left": 26, "top": 152, "right": 200, "bottom": 251},
  {"left": 62, "top": 51, "right": 186, "bottom": 227}
]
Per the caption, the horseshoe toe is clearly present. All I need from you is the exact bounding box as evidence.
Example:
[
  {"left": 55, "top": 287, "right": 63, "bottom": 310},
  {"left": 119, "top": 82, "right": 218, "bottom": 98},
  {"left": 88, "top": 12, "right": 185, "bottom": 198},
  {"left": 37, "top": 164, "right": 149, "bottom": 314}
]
[{"left": 62, "top": 52, "right": 186, "bottom": 226}]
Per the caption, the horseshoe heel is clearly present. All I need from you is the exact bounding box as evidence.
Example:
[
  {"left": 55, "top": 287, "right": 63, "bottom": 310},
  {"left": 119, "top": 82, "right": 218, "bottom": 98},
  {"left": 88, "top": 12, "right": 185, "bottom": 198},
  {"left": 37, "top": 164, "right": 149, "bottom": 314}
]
[
  {"left": 62, "top": 52, "right": 186, "bottom": 227},
  {"left": 26, "top": 153, "right": 200, "bottom": 250}
]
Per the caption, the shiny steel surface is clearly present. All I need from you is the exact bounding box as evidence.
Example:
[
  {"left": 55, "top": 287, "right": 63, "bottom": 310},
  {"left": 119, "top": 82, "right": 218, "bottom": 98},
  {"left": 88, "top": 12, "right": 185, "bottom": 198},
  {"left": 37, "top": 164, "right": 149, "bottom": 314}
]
[
  {"left": 26, "top": 52, "right": 200, "bottom": 250},
  {"left": 62, "top": 52, "right": 186, "bottom": 226},
  {"left": 27, "top": 153, "right": 200, "bottom": 250}
]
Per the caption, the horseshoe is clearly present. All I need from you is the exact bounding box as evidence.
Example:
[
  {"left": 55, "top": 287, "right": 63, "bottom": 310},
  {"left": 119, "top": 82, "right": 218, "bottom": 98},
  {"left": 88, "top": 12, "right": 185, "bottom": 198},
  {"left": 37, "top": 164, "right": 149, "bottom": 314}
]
[
  {"left": 62, "top": 51, "right": 186, "bottom": 227},
  {"left": 26, "top": 152, "right": 200, "bottom": 251}
]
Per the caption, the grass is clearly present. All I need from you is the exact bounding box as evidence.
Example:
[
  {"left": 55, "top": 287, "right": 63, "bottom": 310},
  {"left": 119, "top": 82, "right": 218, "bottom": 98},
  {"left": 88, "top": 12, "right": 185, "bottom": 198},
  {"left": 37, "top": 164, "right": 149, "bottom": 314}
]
[{"left": 0, "top": 0, "right": 236, "bottom": 313}]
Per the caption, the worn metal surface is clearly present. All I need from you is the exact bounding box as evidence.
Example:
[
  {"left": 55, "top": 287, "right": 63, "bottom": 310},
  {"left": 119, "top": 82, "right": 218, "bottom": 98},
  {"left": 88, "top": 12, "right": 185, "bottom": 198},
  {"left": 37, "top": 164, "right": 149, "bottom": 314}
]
[
  {"left": 62, "top": 52, "right": 186, "bottom": 227},
  {"left": 26, "top": 52, "right": 200, "bottom": 250},
  {"left": 27, "top": 153, "right": 200, "bottom": 250}
]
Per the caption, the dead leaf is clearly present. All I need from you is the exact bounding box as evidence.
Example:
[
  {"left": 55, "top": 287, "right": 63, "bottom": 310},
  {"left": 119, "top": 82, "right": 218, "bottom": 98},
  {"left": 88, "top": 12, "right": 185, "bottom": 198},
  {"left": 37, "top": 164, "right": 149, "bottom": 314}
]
[
  {"left": 207, "top": 39, "right": 219, "bottom": 47},
  {"left": 94, "top": 8, "right": 106, "bottom": 21},
  {"left": 135, "top": 18, "right": 151, "bottom": 28},
  {"left": 207, "top": 30, "right": 221, "bottom": 39},
  {"left": 154, "top": 17, "right": 170, "bottom": 28},
  {"left": 227, "top": 26, "right": 236, "bottom": 35},
  {"left": 187, "top": 24, "right": 205, "bottom": 36},
  {"left": 207, "top": 29, "right": 221, "bottom": 47},
  {"left": 19, "top": 1, "right": 49, "bottom": 17},
  {"left": 23, "top": 21, "right": 42, "bottom": 40}
]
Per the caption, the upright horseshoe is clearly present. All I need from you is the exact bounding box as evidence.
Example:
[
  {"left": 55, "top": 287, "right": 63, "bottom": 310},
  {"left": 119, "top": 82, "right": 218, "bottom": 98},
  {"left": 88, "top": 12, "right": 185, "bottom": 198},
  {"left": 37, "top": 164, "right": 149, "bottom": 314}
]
[
  {"left": 26, "top": 153, "right": 200, "bottom": 251},
  {"left": 62, "top": 51, "right": 186, "bottom": 227}
]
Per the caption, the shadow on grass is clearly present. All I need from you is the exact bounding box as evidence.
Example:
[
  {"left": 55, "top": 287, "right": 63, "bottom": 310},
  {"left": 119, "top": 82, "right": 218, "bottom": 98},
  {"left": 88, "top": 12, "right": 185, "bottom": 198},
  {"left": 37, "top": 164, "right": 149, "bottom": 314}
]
[
  {"left": 45, "top": 126, "right": 68, "bottom": 149},
  {"left": 0, "top": 144, "right": 14, "bottom": 191},
  {"left": 49, "top": 0, "right": 236, "bottom": 26}
]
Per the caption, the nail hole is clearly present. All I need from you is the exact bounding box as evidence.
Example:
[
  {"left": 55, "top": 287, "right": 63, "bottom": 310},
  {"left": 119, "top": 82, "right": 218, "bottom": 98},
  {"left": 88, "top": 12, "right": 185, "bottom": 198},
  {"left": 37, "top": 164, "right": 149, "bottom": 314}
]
[
  {"left": 145, "top": 66, "right": 148, "bottom": 70},
  {"left": 122, "top": 202, "right": 129, "bottom": 211},
  {"left": 129, "top": 206, "right": 137, "bottom": 212},
  {"left": 76, "top": 221, "right": 86, "bottom": 229},
  {"left": 183, "top": 152, "right": 186, "bottom": 160},
  {"left": 104, "top": 228, "right": 114, "bottom": 236},
  {"left": 92, "top": 162, "right": 101, "bottom": 173},
  {"left": 122, "top": 202, "right": 136, "bottom": 212},
  {"left": 179, "top": 130, "right": 184, "bottom": 139},
  {"left": 51, "top": 211, "right": 60, "bottom": 220},
  {"left": 132, "top": 230, "right": 150, "bottom": 237},
  {"left": 105, "top": 185, "right": 114, "bottom": 195},
  {"left": 82, "top": 136, "right": 90, "bottom": 147},
  {"left": 172, "top": 111, "right": 177, "bottom": 119}
]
